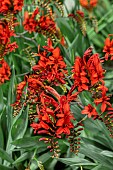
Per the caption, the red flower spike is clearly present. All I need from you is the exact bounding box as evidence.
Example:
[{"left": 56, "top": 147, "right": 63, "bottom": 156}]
[
  {"left": 56, "top": 96, "right": 74, "bottom": 135},
  {"left": 72, "top": 56, "right": 89, "bottom": 92},
  {"left": 86, "top": 53, "right": 104, "bottom": 86},
  {"left": 23, "top": 8, "right": 39, "bottom": 33},
  {"left": 0, "top": 59, "right": 11, "bottom": 84},
  {"left": 103, "top": 37, "right": 113, "bottom": 60},
  {"left": 0, "top": 20, "right": 18, "bottom": 58}
]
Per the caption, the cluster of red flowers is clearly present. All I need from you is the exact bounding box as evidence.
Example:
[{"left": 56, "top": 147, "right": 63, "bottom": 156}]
[
  {"left": 31, "top": 87, "right": 74, "bottom": 137},
  {"left": 30, "top": 88, "right": 74, "bottom": 157},
  {"left": 0, "top": 20, "right": 16, "bottom": 84},
  {"left": 0, "top": 20, "right": 18, "bottom": 58},
  {"left": 12, "top": 37, "right": 86, "bottom": 155},
  {"left": 12, "top": 39, "right": 68, "bottom": 112},
  {"left": 23, "top": 7, "right": 62, "bottom": 42},
  {"left": 72, "top": 47, "right": 104, "bottom": 92},
  {"left": 0, "top": 0, "right": 24, "bottom": 57},
  {"left": 71, "top": 47, "right": 113, "bottom": 137},
  {"left": 12, "top": 42, "right": 113, "bottom": 155},
  {"left": 0, "top": 0, "right": 24, "bottom": 84},
  {"left": 0, "top": 0, "right": 24, "bottom": 14},
  {"left": 79, "top": 0, "right": 98, "bottom": 11},
  {"left": 32, "top": 39, "right": 67, "bottom": 85},
  {"left": 7, "top": 0, "right": 113, "bottom": 158}
]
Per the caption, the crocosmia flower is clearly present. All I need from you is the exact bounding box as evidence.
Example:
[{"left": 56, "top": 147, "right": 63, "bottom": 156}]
[
  {"left": 79, "top": 0, "right": 98, "bottom": 11},
  {"left": 103, "top": 37, "right": 113, "bottom": 60},
  {"left": 0, "top": 59, "right": 11, "bottom": 84}
]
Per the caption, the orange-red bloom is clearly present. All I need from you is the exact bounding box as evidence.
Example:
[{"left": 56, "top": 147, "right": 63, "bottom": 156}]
[
  {"left": 94, "top": 85, "right": 112, "bottom": 113},
  {"left": 79, "top": 0, "right": 98, "bottom": 11},
  {"left": 56, "top": 96, "right": 74, "bottom": 135},
  {"left": 0, "top": 0, "right": 24, "bottom": 13},
  {"left": 83, "top": 47, "right": 104, "bottom": 86},
  {"left": 82, "top": 104, "right": 98, "bottom": 118},
  {"left": 0, "top": 59, "right": 11, "bottom": 84},
  {"left": 103, "top": 37, "right": 113, "bottom": 60},
  {"left": 30, "top": 88, "right": 74, "bottom": 137},
  {"left": 72, "top": 47, "right": 104, "bottom": 96},
  {"left": 86, "top": 53, "right": 104, "bottom": 86},
  {"left": 0, "top": 20, "right": 18, "bottom": 58},
  {"left": 32, "top": 40, "right": 67, "bottom": 85},
  {"left": 72, "top": 56, "right": 89, "bottom": 92},
  {"left": 23, "top": 8, "right": 39, "bottom": 33},
  {"left": 23, "top": 8, "right": 62, "bottom": 41},
  {"left": 13, "top": 0, "right": 24, "bottom": 12}
]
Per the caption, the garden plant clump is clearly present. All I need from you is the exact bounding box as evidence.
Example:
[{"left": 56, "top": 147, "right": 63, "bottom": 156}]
[{"left": 1, "top": 0, "right": 113, "bottom": 169}]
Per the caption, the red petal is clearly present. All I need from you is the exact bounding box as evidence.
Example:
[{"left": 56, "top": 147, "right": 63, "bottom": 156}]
[
  {"left": 56, "top": 118, "right": 64, "bottom": 126},
  {"left": 40, "top": 121, "right": 49, "bottom": 129},
  {"left": 101, "top": 102, "right": 106, "bottom": 113},
  {"left": 56, "top": 127, "right": 63, "bottom": 135}
]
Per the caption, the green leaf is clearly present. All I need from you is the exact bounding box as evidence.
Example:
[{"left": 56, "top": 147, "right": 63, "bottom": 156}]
[
  {"left": 12, "top": 136, "right": 45, "bottom": 148},
  {"left": 57, "top": 18, "right": 75, "bottom": 42},
  {"left": 13, "top": 152, "right": 29, "bottom": 164},
  {"left": 0, "top": 86, "right": 4, "bottom": 113},
  {"left": 0, "top": 164, "right": 14, "bottom": 170},
  {"left": 80, "top": 143, "right": 113, "bottom": 169},
  {"left": 92, "top": 164, "right": 109, "bottom": 170},
  {"left": 11, "top": 106, "right": 28, "bottom": 140},
  {"left": 38, "top": 152, "right": 52, "bottom": 163},
  {"left": 0, "top": 148, "right": 14, "bottom": 163},
  {"left": 100, "top": 151, "right": 113, "bottom": 158},
  {"left": 6, "top": 65, "right": 16, "bottom": 131},
  {"left": 58, "top": 157, "right": 97, "bottom": 166},
  {"left": 0, "top": 124, "right": 4, "bottom": 149}
]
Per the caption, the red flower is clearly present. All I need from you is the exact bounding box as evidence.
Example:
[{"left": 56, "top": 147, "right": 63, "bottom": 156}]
[
  {"left": 0, "top": 0, "right": 24, "bottom": 13},
  {"left": 90, "top": 0, "right": 98, "bottom": 7},
  {"left": 23, "top": 8, "right": 39, "bottom": 33},
  {"left": 103, "top": 37, "right": 113, "bottom": 60},
  {"left": 13, "top": 0, "right": 24, "bottom": 12},
  {"left": 94, "top": 85, "right": 112, "bottom": 113},
  {"left": 32, "top": 42, "right": 67, "bottom": 85},
  {"left": 12, "top": 75, "right": 45, "bottom": 109},
  {"left": 0, "top": 0, "right": 11, "bottom": 13},
  {"left": 0, "top": 59, "right": 11, "bottom": 84},
  {"left": 0, "top": 20, "right": 14, "bottom": 45},
  {"left": 38, "top": 15, "right": 56, "bottom": 33},
  {"left": 72, "top": 56, "right": 89, "bottom": 92},
  {"left": 86, "top": 53, "right": 104, "bottom": 86},
  {"left": 56, "top": 96, "right": 74, "bottom": 135},
  {"left": 79, "top": 0, "right": 98, "bottom": 11},
  {"left": 30, "top": 122, "right": 49, "bottom": 134},
  {"left": 6, "top": 42, "right": 18, "bottom": 52},
  {"left": 30, "top": 89, "right": 74, "bottom": 137},
  {"left": 82, "top": 104, "right": 98, "bottom": 118},
  {"left": 16, "top": 81, "right": 26, "bottom": 101},
  {"left": 0, "top": 20, "right": 17, "bottom": 57}
]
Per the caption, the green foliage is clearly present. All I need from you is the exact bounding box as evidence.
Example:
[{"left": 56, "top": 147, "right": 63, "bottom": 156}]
[{"left": 1, "top": 0, "right": 113, "bottom": 169}]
